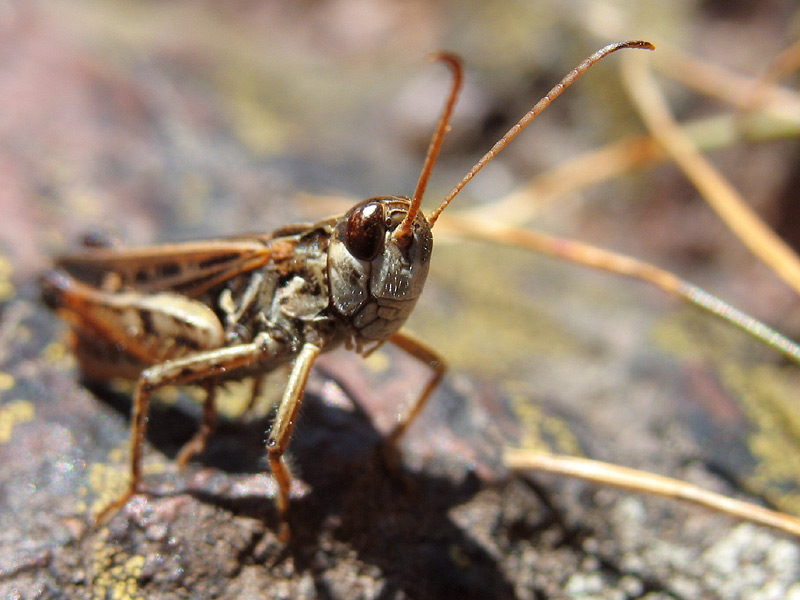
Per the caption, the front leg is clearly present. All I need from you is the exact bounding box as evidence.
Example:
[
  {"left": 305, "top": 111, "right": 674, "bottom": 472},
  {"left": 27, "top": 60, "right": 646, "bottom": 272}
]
[
  {"left": 385, "top": 329, "right": 447, "bottom": 445},
  {"left": 266, "top": 342, "right": 322, "bottom": 541},
  {"left": 96, "top": 334, "right": 289, "bottom": 524}
]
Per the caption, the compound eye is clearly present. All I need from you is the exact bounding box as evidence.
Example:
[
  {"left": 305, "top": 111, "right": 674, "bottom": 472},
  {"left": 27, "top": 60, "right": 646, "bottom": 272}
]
[{"left": 344, "top": 201, "right": 387, "bottom": 261}]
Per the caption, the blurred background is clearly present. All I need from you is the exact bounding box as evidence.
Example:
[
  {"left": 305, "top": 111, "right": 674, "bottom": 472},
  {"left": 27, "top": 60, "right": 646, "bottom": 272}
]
[
  {"left": 1, "top": 1, "right": 800, "bottom": 597},
  {"left": 0, "top": 1, "right": 795, "bottom": 286}
]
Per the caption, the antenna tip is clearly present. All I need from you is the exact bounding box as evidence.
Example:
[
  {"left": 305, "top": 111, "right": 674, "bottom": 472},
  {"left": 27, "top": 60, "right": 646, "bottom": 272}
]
[{"left": 625, "top": 40, "right": 656, "bottom": 51}]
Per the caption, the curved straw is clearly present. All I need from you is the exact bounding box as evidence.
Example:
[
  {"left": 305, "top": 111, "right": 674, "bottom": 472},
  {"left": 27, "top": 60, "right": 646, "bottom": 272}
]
[
  {"left": 505, "top": 450, "right": 800, "bottom": 538},
  {"left": 395, "top": 53, "right": 463, "bottom": 242},
  {"left": 436, "top": 213, "right": 800, "bottom": 366},
  {"left": 426, "top": 40, "right": 655, "bottom": 227}
]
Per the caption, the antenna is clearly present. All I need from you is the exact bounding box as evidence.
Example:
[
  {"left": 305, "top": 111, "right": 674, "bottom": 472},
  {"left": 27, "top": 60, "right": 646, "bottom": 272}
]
[
  {"left": 426, "top": 40, "right": 655, "bottom": 227},
  {"left": 395, "top": 53, "right": 464, "bottom": 242}
]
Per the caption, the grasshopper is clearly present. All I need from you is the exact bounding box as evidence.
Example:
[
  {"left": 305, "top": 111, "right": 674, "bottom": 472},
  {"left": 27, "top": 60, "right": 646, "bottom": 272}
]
[{"left": 41, "top": 41, "right": 654, "bottom": 540}]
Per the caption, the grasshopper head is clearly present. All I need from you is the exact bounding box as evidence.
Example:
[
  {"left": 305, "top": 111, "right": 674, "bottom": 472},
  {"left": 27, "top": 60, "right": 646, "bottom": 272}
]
[
  {"left": 328, "top": 196, "right": 432, "bottom": 342},
  {"left": 327, "top": 41, "right": 655, "bottom": 345}
]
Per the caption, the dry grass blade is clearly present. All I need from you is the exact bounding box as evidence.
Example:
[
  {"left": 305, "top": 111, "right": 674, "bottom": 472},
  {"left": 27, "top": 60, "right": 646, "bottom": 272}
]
[
  {"left": 463, "top": 104, "right": 800, "bottom": 228},
  {"left": 622, "top": 51, "right": 800, "bottom": 296},
  {"left": 462, "top": 135, "right": 661, "bottom": 226},
  {"left": 740, "top": 39, "right": 800, "bottom": 122},
  {"left": 436, "top": 213, "right": 800, "bottom": 365},
  {"left": 504, "top": 450, "right": 800, "bottom": 538},
  {"left": 655, "top": 45, "right": 800, "bottom": 122}
]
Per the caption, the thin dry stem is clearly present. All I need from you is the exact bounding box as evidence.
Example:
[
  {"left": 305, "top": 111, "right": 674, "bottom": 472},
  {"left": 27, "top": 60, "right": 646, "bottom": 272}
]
[
  {"left": 463, "top": 108, "right": 800, "bottom": 227},
  {"left": 463, "top": 134, "right": 660, "bottom": 225},
  {"left": 622, "top": 51, "right": 800, "bottom": 297},
  {"left": 435, "top": 214, "right": 800, "bottom": 365},
  {"left": 505, "top": 450, "right": 800, "bottom": 538},
  {"left": 655, "top": 45, "right": 800, "bottom": 122},
  {"left": 740, "top": 39, "right": 800, "bottom": 119}
]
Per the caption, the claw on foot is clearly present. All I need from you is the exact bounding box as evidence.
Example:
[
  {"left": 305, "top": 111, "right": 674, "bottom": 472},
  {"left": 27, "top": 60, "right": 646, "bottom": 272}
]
[
  {"left": 94, "top": 487, "right": 137, "bottom": 525},
  {"left": 175, "top": 435, "right": 205, "bottom": 469}
]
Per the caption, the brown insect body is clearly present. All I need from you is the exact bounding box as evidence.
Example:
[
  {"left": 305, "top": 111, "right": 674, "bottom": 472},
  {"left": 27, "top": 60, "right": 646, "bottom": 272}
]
[
  {"left": 41, "top": 42, "right": 654, "bottom": 540},
  {"left": 43, "top": 195, "right": 432, "bottom": 380},
  {"left": 42, "top": 191, "right": 438, "bottom": 540}
]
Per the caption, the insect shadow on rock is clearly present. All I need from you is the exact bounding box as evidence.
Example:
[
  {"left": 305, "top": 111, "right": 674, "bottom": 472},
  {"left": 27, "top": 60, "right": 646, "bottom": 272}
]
[{"left": 41, "top": 41, "right": 661, "bottom": 542}]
